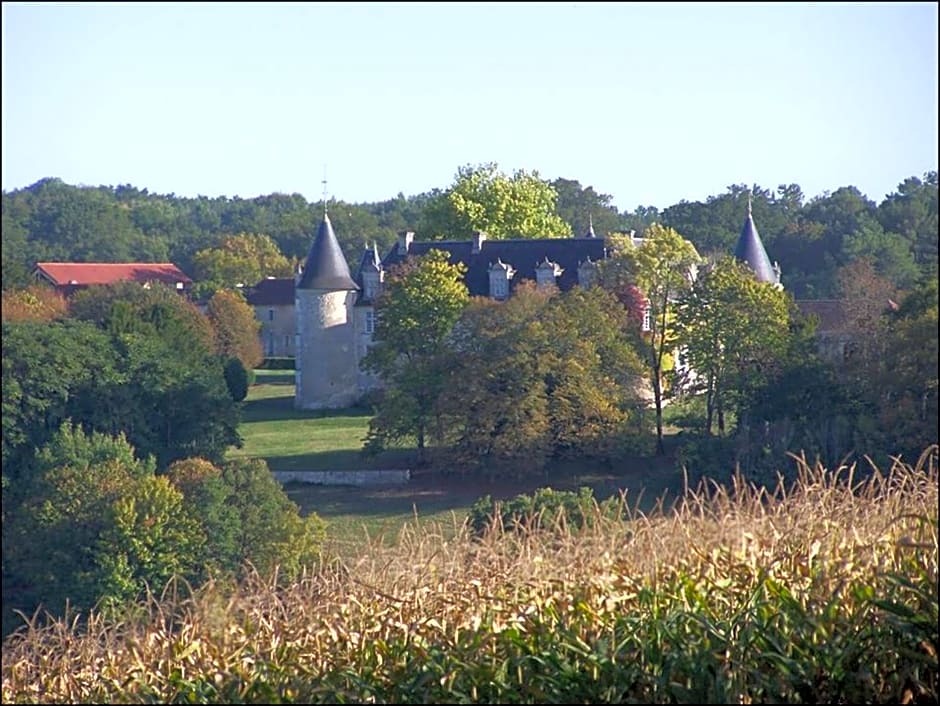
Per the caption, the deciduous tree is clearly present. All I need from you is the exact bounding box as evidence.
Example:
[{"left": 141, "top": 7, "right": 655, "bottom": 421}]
[
  {"left": 363, "top": 250, "right": 469, "bottom": 462},
  {"left": 419, "top": 163, "right": 572, "bottom": 240},
  {"left": 192, "top": 232, "right": 294, "bottom": 293},
  {"left": 1, "top": 285, "right": 67, "bottom": 322},
  {"left": 675, "top": 256, "right": 792, "bottom": 436},
  {"left": 206, "top": 289, "right": 264, "bottom": 370},
  {"left": 600, "top": 224, "right": 701, "bottom": 453}
]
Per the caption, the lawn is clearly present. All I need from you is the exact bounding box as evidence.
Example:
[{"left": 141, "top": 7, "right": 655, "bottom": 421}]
[{"left": 231, "top": 371, "right": 686, "bottom": 558}]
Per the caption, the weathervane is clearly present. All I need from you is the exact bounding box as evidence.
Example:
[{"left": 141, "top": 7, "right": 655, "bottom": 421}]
[{"left": 321, "top": 166, "right": 329, "bottom": 216}]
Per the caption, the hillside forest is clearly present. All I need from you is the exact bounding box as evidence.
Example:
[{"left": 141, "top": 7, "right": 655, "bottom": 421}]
[{"left": 3, "top": 167, "right": 937, "bottom": 299}]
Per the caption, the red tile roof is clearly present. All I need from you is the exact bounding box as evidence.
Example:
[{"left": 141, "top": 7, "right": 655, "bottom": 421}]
[{"left": 34, "top": 262, "right": 192, "bottom": 288}]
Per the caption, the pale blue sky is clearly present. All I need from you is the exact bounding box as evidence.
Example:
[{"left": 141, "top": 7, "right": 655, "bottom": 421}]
[{"left": 2, "top": 2, "right": 937, "bottom": 212}]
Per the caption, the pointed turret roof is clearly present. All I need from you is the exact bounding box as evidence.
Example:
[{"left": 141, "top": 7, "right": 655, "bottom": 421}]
[
  {"left": 297, "top": 213, "right": 359, "bottom": 290},
  {"left": 356, "top": 242, "right": 382, "bottom": 274},
  {"left": 584, "top": 215, "right": 597, "bottom": 238},
  {"left": 734, "top": 196, "right": 778, "bottom": 285}
]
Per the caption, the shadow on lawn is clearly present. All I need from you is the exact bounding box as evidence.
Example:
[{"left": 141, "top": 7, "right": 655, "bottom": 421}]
[
  {"left": 241, "top": 395, "right": 373, "bottom": 423},
  {"left": 283, "top": 452, "right": 684, "bottom": 521},
  {"left": 264, "top": 448, "right": 414, "bottom": 472}
]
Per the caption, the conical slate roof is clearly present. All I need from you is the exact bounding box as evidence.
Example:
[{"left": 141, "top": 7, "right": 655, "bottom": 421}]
[
  {"left": 297, "top": 213, "right": 358, "bottom": 290},
  {"left": 584, "top": 215, "right": 597, "bottom": 238},
  {"left": 734, "top": 201, "right": 777, "bottom": 284}
]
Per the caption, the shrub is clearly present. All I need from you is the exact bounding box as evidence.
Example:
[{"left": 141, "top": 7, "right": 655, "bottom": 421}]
[
  {"left": 223, "top": 356, "right": 250, "bottom": 402},
  {"left": 468, "top": 486, "right": 623, "bottom": 536}
]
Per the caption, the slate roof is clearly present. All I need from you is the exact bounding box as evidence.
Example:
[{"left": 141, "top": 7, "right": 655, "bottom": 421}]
[
  {"left": 33, "top": 262, "right": 192, "bottom": 295},
  {"left": 246, "top": 277, "right": 295, "bottom": 306},
  {"left": 733, "top": 204, "right": 778, "bottom": 284},
  {"left": 794, "top": 299, "right": 848, "bottom": 332},
  {"left": 297, "top": 214, "right": 359, "bottom": 290},
  {"left": 381, "top": 237, "right": 608, "bottom": 297}
]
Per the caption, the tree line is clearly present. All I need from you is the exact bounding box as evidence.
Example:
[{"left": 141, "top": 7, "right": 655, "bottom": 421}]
[{"left": 3, "top": 165, "right": 936, "bottom": 299}]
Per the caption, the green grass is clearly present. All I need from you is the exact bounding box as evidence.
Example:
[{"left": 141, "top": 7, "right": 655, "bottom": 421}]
[
  {"left": 229, "top": 375, "right": 410, "bottom": 472},
  {"left": 232, "top": 372, "right": 686, "bottom": 558}
]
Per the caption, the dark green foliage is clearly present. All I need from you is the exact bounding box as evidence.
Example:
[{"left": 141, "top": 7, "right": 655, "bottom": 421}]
[
  {"left": 468, "top": 486, "right": 622, "bottom": 536},
  {"left": 166, "top": 457, "right": 325, "bottom": 583},
  {"left": 2, "top": 302, "right": 240, "bottom": 479},
  {"left": 2, "top": 427, "right": 326, "bottom": 637},
  {"left": 1, "top": 319, "right": 120, "bottom": 475},
  {"left": 2, "top": 423, "right": 192, "bottom": 624},
  {"left": 3, "top": 172, "right": 935, "bottom": 305},
  {"left": 218, "top": 458, "right": 326, "bottom": 580},
  {"left": 223, "top": 356, "right": 250, "bottom": 401}
]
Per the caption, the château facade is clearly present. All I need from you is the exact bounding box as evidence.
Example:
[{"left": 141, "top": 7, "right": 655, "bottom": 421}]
[
  {"left": 250, "top": 201, "right": 824, "bottom": 411},
  {"left": 289, "top": 214, "right": 618, "bottom": 409}
]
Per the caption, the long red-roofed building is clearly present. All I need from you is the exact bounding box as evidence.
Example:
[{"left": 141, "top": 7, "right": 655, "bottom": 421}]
[{"left": 32, "top": 262, "right": 193, "bottom": 297}]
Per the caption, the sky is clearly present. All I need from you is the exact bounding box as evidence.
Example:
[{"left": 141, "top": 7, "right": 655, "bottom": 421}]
[{"left": 2, "top": 2, "right": 937, "bottom": 213}]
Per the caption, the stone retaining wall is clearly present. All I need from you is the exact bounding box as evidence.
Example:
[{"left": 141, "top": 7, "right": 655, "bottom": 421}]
[{"left": 272, "top": 469, "right": 411, "bottom": 486}]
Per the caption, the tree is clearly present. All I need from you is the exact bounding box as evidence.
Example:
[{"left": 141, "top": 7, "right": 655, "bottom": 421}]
[
  {"left": 419, "top": 162, "right": 572, "bottom": 240},
  {"left": 206, "top": 289, "right": 264, "bottom": 370},
  {"left": 192, "top": 232, "right": 294, "bottom": 293},
  {"left": 1, "top": 319, "right": 119, "bottom": 475},
  {"left": 217, "top": 458, "right": 325, "bottom": 580},
  {"left": 223, "top": 356, "right": 251, "bottom": 402},
  {"left": 675, "top": 256, "right": 792, "bottom": 436},
  {"left": 69, "top": 280, "right": 217, "bottom": 359},
  {"left": 166, "top": 457, "right": 325, "bottom": 583},
  {"left": 363, "top": 250, "right": 469, "bottom": 462},
  {"left": 4, "top": 285, "right": 240, "bottom": 475},
  {"left": 600, "top": 224, "right": 701, "bottom": 453},
  {"left": 2, "top": 423, "right": 201, "bottom": 621},
  {"left": 1, "top": 285, "right": 67, "bottom": 322},
  {"left": 438, "top": 282, "right": 649, "bottom": 473},
  {"left": 436, "top": 285, "right": 555, "bottom": 472},
  {"left": 551, "top": 177, "right": 623, "bottom": 238},
  {"left": 881, "top": 277, "right": 939, "bottom": 457},
  {"left": 877, "top": 172, "right": 938, "bottom": 277}
]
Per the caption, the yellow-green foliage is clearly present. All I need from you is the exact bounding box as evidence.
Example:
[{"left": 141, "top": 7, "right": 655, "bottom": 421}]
[{"left": 3, "top": 450, "right": 937, "bottom": 704}]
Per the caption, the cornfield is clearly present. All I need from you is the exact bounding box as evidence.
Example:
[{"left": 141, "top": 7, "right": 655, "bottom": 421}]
[{"left": 3, "top": 450, "right": 937, "bottom": 703}]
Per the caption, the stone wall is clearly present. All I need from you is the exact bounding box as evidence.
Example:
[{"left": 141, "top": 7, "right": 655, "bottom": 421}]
[{"left": 272, "top": 469, "right": 411, "bottom": 486}]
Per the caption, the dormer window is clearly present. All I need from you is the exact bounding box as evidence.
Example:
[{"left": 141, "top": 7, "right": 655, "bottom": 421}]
[
  {"left": 577, "top": 257, "right": 598, "bottom": 288},
  {"left": 360, "top": 242, "right": 384, "bottom": 301},
  {"left": 362, "top": 272, "right": 381, "bottom": 301},
  {"left": 535, "top": 257, "right": 563, "bottom": 290},
  {"left": 488, "top": 259, "right": 515, "bottom": 300}
]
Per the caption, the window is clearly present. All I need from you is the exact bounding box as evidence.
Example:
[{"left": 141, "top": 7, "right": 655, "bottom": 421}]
[
  {"left": 491, "top": 277, "right": 508, "bottom": 299},
  {"left": 642, "top": 307, "right": 651, "bottom": 332},
  {"left": 268, "top": 309, "right": 275, "bottom": 322},
  {"left": 365, "top": 310, "right": 376, "bottom": 334}
]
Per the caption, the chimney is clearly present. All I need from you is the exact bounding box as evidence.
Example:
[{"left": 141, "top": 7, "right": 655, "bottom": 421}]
[
  {"left": 472, "top": 230, "right": 487, "bottom": 254},
  {"left": 398, "top": 230, "right": 414, "bottom": 255}
]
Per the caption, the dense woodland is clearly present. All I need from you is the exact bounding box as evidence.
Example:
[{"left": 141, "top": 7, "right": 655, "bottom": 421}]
[{"left": 3, "top": 168, "right": 937, "bottom": 298}]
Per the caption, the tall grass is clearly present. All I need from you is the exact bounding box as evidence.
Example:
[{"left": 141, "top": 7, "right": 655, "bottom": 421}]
[{"left": 3, "top": 449, "right": 937, "bottom": 704}]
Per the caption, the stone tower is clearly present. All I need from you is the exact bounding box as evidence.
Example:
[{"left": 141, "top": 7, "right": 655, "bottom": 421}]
[{"left": 294, "top": 212, "right": 360, "bottom": 409}]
